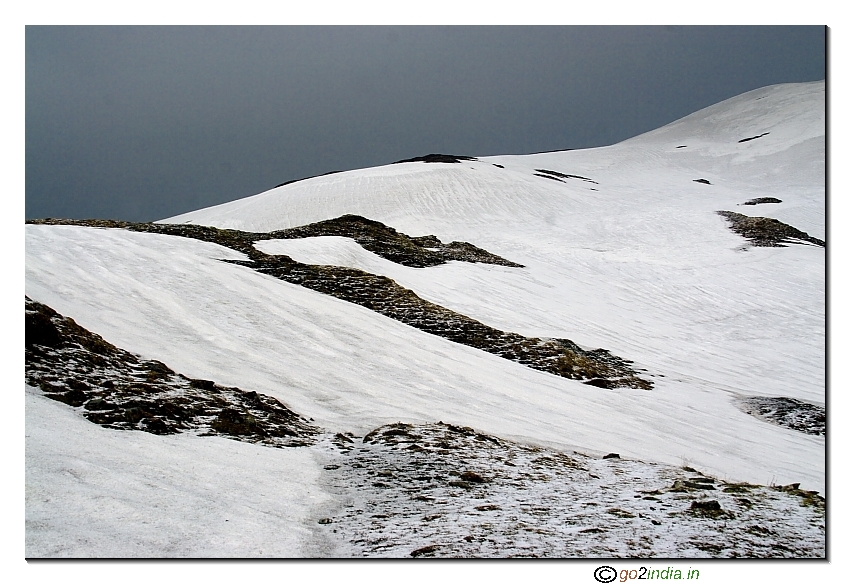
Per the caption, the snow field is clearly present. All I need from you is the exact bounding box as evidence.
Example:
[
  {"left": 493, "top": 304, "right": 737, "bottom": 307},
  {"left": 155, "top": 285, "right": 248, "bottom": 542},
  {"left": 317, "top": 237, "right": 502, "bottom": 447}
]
[
  {"left": 25, "top": 81, "right": 826, "bottom": 557},
  {"left": 26, "top": 224, "right": 824, "bottom": 492},
  {"left": 26, "top": 385, "right": 331, "bottom": 557}
]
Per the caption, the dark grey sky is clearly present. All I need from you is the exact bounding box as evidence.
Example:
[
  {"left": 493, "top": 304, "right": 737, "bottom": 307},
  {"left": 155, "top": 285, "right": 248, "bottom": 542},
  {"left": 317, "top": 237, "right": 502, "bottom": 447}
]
[{"left": 26, "top": 26, "right": 825, "bottom": 222}]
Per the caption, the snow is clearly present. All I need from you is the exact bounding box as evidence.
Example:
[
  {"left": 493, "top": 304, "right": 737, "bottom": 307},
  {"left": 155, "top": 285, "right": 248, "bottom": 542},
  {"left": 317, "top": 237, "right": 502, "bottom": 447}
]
[
  {"left": 26, "top": 385, "right": 333, "bottom": 557},
  {"left": 25, "top": 81, "right": 825, "bottom": 557},
  {"left": 167, "top": 82, "right": 824, "bottom": 239},
  {"left": 312, "top": 423, "right": 823, "bottom": 558},
  {"left": 26, "top": 222, "right": 824, "bottom": 494}
]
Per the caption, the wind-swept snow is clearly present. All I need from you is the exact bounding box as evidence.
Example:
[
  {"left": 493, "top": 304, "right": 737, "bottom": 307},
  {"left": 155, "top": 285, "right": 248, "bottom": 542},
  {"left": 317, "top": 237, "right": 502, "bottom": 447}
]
[
  {"left": 25, "top": 222, "right": 824, "bottom": 493},
  {"left": 25, "top": 81, "right": 825, "bottom": 557},
  {"left": 167, "top": 82, "right": 823, "bottom": 239}
]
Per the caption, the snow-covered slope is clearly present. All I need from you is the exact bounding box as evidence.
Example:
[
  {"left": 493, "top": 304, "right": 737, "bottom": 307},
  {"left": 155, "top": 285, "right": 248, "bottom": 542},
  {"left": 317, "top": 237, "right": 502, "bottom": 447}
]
[
  {"left": 26, "top": 385, "right": 332, "bottom": 557},
  {"left": 168, "top": 82, "right": 824, "bottom": 239},
  {"left": 25, "top": 81, "right": 825, "bottom": 557}
]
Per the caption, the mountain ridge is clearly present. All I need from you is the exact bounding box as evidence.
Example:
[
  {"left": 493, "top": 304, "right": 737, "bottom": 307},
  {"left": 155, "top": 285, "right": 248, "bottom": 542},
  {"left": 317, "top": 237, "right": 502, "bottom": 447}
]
[{"left": 25, "top": 81, "right": 825, "bottom": 557}]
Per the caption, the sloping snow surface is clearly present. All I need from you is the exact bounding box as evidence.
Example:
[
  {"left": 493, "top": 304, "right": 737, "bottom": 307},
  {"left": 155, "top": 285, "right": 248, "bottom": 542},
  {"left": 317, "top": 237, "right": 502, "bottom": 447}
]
[
  {"left": 25, "top": 82, "right": 825, "bottom": 557},
  {"left": 26, "top": 386, "right": 332, "bottom": 557}
]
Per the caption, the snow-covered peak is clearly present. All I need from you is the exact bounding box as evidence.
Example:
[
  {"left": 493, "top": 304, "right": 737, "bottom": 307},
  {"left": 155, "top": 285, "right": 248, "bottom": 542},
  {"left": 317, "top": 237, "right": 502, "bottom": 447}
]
[
  {"left": 627, "top": 81, "right": 824, "bottom": 148},
  {"left": 163, "top": 81, "right": 824, "bottom": 239}
]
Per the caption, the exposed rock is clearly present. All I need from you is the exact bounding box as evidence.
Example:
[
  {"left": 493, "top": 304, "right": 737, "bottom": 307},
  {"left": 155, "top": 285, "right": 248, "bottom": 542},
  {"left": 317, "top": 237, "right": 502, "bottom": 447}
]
[
  {"left": 26, "top": 309, "right": 62, "bottom": 348},
  {"left": 460, "top": 471, "right": 487, "bottom": 483},
  {"left": 742, "top": 197, "right": 782, "bottom": 205},
  {"left": 316, "top": 422, "right": 824, "bottom": 557},
  {"left": 716, "top": 211, "right": 824, "bottom": 247},
  {"left": 393, "top": 154, "right": 478, "bottom": 164},
  {"left": 410, "top": 544, "right": 440, "bottom": 557},
  {"left": 772, "top": 484, "right": 825, "bottom": 510},
  {"left": 737, "top": 396, "right": 825, "bottom": 436},
  {"left": 27, "top": 218, "right": 653, "bottom": 390},
  {"left": 689, "top": 500, "right": 728, "bottom": 519},
  {"left": 25, "top": 297, "right": 318, "bottom": 446},
  {"left": 266, "top": 214, "right": 523, "bottom": 268}
]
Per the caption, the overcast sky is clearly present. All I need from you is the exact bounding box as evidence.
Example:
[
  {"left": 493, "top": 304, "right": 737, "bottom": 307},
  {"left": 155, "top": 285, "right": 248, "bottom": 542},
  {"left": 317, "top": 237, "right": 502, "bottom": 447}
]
[{"left": 26, "top": 26, "right": 825, "bottom": 222}]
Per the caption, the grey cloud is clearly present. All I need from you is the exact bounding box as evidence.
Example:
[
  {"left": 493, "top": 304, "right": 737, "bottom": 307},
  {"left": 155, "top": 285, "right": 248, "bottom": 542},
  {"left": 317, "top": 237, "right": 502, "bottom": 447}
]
[{"left": 26, "top": 26, "right": 825, "bottom": 222}]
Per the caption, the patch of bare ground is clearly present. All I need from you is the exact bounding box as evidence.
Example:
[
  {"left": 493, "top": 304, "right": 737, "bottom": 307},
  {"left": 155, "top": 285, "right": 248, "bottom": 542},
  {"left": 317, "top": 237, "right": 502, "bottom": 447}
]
[
  {"left": 314, "top": 423, "right": 824, "bottom": 558},
  {"left": 741, "top": 197, "right": 782, "bottom": 206},
  {"left": 393, "top": 154, "right": 478, "bottom": 164},
  {"left": 25, "top": 297, "right": 318, "bottom": 446},
  {"left": 24, "top": 297, "right": 822, "bottom": 557},
  {"left": 264, "top": 214, "right": 523, "bottom": 268},
  {"left": 716, "top": 211, "right": 825, "bottom": 247},
  {"left": 27, "top": 218, "right": 652, "bottom": 389},
  {"left": 737, "top": 396, "right": 825, "bottom": 436}
]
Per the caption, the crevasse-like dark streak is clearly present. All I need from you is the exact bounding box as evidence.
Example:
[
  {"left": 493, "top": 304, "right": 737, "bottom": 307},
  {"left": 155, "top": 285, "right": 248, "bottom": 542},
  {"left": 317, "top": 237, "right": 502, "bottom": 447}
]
[
  {"left": 738, "top": 132, "right": 770, "bottom": 143},
  {"left": 534, "top": 169, "right": 599, "bottom": 184},
  {"left": 27, "top": 216, "right": 652, "bottom": 390}
]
